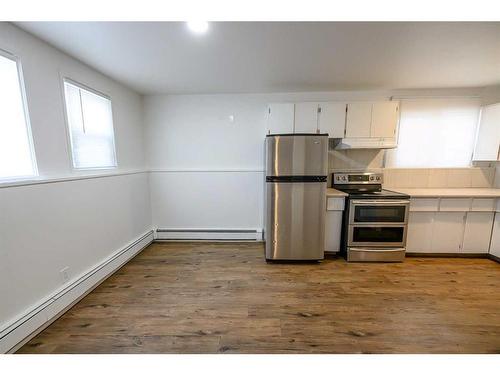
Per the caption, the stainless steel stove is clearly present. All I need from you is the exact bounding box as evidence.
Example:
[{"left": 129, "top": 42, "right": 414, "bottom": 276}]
[{"left": 332, "top": 172, "right": 410, "bottom": 262}]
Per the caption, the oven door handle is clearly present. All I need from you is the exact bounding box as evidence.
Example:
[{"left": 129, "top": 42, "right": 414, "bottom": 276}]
[{"left": 350, "top": 200, "right": 410, "bottom": 205}]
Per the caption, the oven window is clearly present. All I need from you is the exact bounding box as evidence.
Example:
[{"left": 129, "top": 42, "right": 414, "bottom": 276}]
[
  {"left": 354, "top": 206, "right": 406, "bottom": 223},
  {"left": 352, "top": 226, "right": 404, "bottom": 243}
]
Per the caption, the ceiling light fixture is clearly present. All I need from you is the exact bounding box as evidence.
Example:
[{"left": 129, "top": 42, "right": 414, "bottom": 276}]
[{"left": 186, "top": 21, "right": 209, "bottom": 34}]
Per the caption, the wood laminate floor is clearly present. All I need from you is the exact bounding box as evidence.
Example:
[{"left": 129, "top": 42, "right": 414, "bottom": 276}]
[{"left": 17, "top": 242, "right": 500, "bottom": 354}]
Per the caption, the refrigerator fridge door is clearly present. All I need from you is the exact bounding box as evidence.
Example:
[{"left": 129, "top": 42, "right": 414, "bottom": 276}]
[
  {"left": 266, "top": 134, "right": 328, "bottom": 177},
  {"left": 265, "top": 181, "right": 326, "bottom": 260}
]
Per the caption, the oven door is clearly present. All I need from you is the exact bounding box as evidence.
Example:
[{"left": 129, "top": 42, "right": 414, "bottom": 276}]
[
  {"left": 348, "top": 224, "right": 407, "bottom": 247},
  {"left": 349, "top": 200, "right": 409, "bottom": 225}
]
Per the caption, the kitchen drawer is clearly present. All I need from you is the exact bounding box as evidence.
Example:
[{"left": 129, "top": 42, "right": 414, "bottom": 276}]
[
  {"left": 327, "top": 197, "right": 345, "bottom": 211},
  {"left": 439, "top": 198, "right": 471, "bottom": 212},
  {"left": 471, "top": 198, "right": 496, "bottom": 212},
  {"left": 410, "top": 198, "right": 439, "bottom": 212}
]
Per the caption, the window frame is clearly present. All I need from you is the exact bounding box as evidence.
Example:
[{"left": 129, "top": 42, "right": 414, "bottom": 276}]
[
  {"left": 0, "top": 48, "right": 38, "bottom": 182},
  {"left": 61, "top": 77, "right": 118, "bottom": 171}
]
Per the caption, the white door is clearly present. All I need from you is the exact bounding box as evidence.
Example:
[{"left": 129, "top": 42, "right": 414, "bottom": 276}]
[
  {"left": 371, "top": 101, "right": 399, "bottom": 138},
  {"left": 267, "top": 103, "right": 294, "bottom": 134},
  {"left": 345, "top": 102, "right": 372, "bottom": 138},
  {"left": 431, "top": 212, "right": 465, "bottom": 253},
  {"left": 294, "top": 102, "right": 318, "bottom": 133},
  {"left": 473, "top": 103, "right": 500, "bottom": 161},
  {"left": 490, "top": 214, "right": 500, "bottom": 258},
  {"left": 462, "top": 212, "right": 495, "bottom": 253},
  {"left": 318, "top": 102, "right": 346, "bottom": 138},
  {"left": 406, "top": 212, "right": 434, "bottom": 253}
]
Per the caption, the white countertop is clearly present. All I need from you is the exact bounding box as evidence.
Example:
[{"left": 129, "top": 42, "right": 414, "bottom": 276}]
[
  {"left": 387, "top": 188, "right": 500, "bottom": 198},
  {"left": 326, "top": 188, "right": 348, "bottom": 197}
]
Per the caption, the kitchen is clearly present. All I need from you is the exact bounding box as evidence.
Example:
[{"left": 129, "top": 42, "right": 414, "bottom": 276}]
[
  {"left": 0, "top": 15, "right": 499, "bottom": 366},
  {"left": 263, "top": 99, "right": 500, "bottom": 262}
]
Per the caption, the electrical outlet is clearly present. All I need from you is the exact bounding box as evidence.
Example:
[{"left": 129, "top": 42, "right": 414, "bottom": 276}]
[{"left": 60, "top": 267, "right": 70, "bottom": 283}]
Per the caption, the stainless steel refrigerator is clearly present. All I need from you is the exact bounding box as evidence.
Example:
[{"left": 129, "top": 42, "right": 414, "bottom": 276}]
[{"left": 264, "top": 134, "right": 328, "bottom": 261}]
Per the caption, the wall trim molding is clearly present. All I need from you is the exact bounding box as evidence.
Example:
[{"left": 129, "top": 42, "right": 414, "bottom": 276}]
[
  {"left": 0, "top": 230, "right": 154, "bottom": 353},
  {"left": 156, "top": 228, "right": 264, "bottom": 241},
  {"left": 0, "top": 169, "right": 148, "bottom": 189},
  {"left": 149, "top": 168, "right": 264, "bottom": 173}
]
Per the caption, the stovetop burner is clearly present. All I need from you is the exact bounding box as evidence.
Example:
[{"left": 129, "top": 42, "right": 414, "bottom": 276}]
[{"left": 340, "top": 188, "right": 410, "bottom": 199}]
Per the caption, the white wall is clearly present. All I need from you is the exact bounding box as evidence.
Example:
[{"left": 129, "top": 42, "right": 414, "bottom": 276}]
[
  {"left": 0, "top": 173, "right": 151, "bottom": 330},
  {"left": 0, "top": 23, "right": 152, "bottom": 349},
  {"left": 0, "top": 23, "right": 145, "bottom": 177},
  {"left": 144, "top": 88, "right": 495, "bottom": 232},
  {"left": 143, "top": 91, "right": 391, "bottom": 231}
]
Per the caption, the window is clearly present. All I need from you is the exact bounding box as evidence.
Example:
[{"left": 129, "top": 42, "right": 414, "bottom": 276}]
[
  {"left": 63, "top": 79, "right": 117, "bottom": 169},
  {"left": 0, "top": 51, "right": 37, "bottom": 180},
  {"left": 385, "top": 98, "right": 481, "bottom": 168}
]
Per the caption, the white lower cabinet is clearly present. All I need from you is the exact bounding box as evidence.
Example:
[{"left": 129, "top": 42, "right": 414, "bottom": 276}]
[
  {"left": 431, "top": 212, "right": 465, "bottom": 253},
  {"left": 490, "top": 214, "right": 500, "bottom": 258},
  {"left": 325, "top": 211, "right": 343, "bottom": 252},
  {"left": 407, "top": 212, "right": 434, "bottom": 253},
  {"left": 325, "top": 197, "right": 344, "bottom": 253},
  {"left": 462, "top": 212, "right": 495, "bottom": 253},
  {"left": 407, "top": 198, "right": 497, "bottom": 254}
]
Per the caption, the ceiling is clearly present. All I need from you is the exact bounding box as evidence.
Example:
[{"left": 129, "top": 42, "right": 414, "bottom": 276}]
[{"left": 16, "top": 22, "right": 500, "bottom": 95}]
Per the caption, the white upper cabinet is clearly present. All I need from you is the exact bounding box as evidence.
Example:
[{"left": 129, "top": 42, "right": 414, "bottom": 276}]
[
  {"left": 345, "top": 102, "right": 372, "bottom": 137},
  {"left": 267, "top": 103, "right": 295, "bottom": 134},
  {"left": 267, "top": 100, "right": 399, "bottom": 143},
  {"left": 294, "top": 102, "right": 319, "bottom": 133},
  {"left": 371, "top": 101, "right": 399, "bottom": 138},
  {"left": 318, "top": 102, "right": 347, "bottom": 138},
  {"left": 345, "top": 101, "right": 399, "bottom": 139},
  {"left": 473, "top": 103, "right": 500, "bottom": 161}
]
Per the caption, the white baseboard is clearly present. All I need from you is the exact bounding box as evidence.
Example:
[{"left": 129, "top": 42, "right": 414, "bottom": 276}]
[
  {"left": 0, "top": 230, "right": 154, "bottom": 353},
  {"left": 156, "top": 228, "right": 263, "bottom": 241}
]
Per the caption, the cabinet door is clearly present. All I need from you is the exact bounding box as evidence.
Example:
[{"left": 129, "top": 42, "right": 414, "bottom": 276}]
[
  {"left": 345, "top": 102, "right": 372, "bottom": 138},
  {"left": 406, "top": 212, "right": 434, "bottom": 253},
  {"left": 294, "top": 102, "right": 318, "bottom": 133},
  {"left": 462, "top": 212, "right": 494, "bottom": 253},
  {"left": 267, "top": 103, "right": 294, "bottom": 134},
  {"left": 325, "top": 211, "right": 343, "bottom": 252},
  {"left": 490, "top": 214, "right": 500, "bottom": 257},
  {"left": 473, "top": 103, "right": 500, "bottom": 161},
  {"left": 431, "top": 212, "right": 465, "bottom": 253},
  {"left": 371, "top": 102, "right": 399, "bottom": 138},
  {"left": 318, "top": 102, "right": 346, "bottom": 138}
]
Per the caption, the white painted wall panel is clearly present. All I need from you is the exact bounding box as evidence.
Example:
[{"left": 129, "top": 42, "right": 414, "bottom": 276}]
[
  {"left": 150, "top": 171, "right": 263, "bottom": 230},
  {"left": 0, "top": 173, "right": 152, "bottom": 329}
]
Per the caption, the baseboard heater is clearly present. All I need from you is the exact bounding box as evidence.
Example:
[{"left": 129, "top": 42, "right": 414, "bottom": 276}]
[
  {"left": 156, "top": 228, "right": 263, "bottom": 241},
  {"left": 0, "top": 230, "right": 154, "bottom": 353}
]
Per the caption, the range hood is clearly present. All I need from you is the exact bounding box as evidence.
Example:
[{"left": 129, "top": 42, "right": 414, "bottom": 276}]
[{"left": 331, "top": 137, "right": 398, "bottom": 150}]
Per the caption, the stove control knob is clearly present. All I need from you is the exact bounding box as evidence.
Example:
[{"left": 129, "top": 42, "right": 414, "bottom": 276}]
[
  {"left": 341, "top": 176, "right": 346, "bottom": 181},
  {"left": 336, "top": 176, "right": 340, "bottom": 181},
  {"left": 369, "top": 176, "right": 374, "bottom": 180},
  {"left": 376, "top": 176, "right": 381, "bottom": 181}
]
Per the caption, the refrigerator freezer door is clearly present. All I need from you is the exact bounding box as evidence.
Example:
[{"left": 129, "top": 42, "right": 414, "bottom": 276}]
[
  {"left": 265, "top": 182, "right": 326, "bottom": 260},
  {"left": 266, "top": 135, "right": 328, "bottom": 177}
]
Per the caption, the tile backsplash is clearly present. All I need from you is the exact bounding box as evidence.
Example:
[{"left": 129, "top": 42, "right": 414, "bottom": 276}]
[
  {"left": 327, "top": 149, "right": 496, "bottom": 188},
  {"left": 383, "top": 167, "right": 495, "bottom": 188}
]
